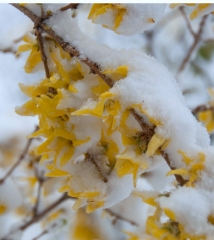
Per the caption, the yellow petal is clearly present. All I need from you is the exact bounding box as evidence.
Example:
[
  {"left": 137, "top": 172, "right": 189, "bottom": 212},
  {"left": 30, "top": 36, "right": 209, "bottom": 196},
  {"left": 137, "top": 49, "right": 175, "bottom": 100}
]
[
  {"left": 60, "top": 145, "right": 74, "bottom": 167},
  {"left": 146, "top": 134, "right": 165, "bottom": 157},
  {"left": 18, "top": 43, "right": 33, "bottom": 52},
  {"left": 15, "top": 99, "right": 39, "bottom": 116},
  {"left": 36, "top": 135, "right": 55, "bottom": 155},
  {"left": 166, "top": 168, "right": 189, "bottom": 177},
  {"left": 54, "top": 128, "right": 74, "bottom": 141},
  {"left": 114, "top": 9, "right": 126, "bottom": 30},
  {"left": 45, "top": 168, "right": 70, "bottom": 177},
  {"left": 88, "top": 4, "right": 106, "bottom": 19},
  {"left": 178, "top": 150, "right": 193, "bottom": 165},
  {"left": 0, "top": 204, "right": 7, "bottom": 215},
  {"left": 22, "top": 33, "right": 35, "bottom": 44},
  {"left": 163, "top": 208, "right": 176, "bottom": 221},
  {"left": 68, "top": 84, "right": 78, "bottom": 93},
  {"left": 198, "top": 110, "right": 212, "bottom": 122},
  {"left": 24, "top": 46, "right": 42, "bottom": 73},
  {"left": 73, "top": 136, "right": 90, "bottom": 147},
  {"left": 190, "top": 4, "right": 210, "bottom": 20},
  {"left": 72, "top": 199, "right": 86, "bottom": 211},
  {"left": 91, "top": 5, "right": 112, "bottom": 22},
  {"left": 58, "top": 185, "right": 69, "bottom": 193},
  {"left": 86, "top": 201, "right": 105, "bottom": 213}
]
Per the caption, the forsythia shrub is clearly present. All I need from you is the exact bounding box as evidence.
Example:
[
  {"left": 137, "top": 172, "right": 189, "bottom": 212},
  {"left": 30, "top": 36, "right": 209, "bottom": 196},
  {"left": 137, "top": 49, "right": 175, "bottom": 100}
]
[{"left": 2, "top": 3, "right": 214, "bottom": 240}]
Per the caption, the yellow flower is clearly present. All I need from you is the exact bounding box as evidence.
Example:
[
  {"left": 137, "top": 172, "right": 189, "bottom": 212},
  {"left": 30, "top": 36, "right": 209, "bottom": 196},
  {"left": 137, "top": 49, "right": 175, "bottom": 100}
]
[
  {"left": 17, "top": 33, "right": 42, "bottom": 73},
  {"left": 115, "top": 151, "right": 148, "bottom": 187},
  {"left": 198, "top": 110, "right": 214, "bottom": 133},
  {"left": 166, "top": 151, "right": 205, "bottom": 186},
  {"left": 88, "top": 4, "right": 127, "bottom": 32},
  {"left": 0, "top": 203, "right": 7, "bottom": 215}
]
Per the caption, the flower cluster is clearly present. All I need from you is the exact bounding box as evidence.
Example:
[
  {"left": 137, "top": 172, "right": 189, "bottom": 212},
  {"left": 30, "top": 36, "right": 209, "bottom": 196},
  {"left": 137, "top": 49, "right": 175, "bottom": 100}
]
[{"left": 17, "top": 32, "right": 165, "bottom": 212}]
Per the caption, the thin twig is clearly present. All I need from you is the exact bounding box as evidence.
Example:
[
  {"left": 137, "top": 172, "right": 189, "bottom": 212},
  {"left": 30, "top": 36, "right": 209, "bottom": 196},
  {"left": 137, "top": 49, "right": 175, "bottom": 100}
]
[
  {"left": 60, "top": 4, "right": 79, "bottom": 11},
  {"left": 32, "top": 222, "right": 57, "bottom": 240},
  {"left": 179, "top": 6, "right": 196, "bottom": 37},
  {"left": 86, "top": 153, "right": 108, "bottom": 183},
  {"left": 177, "top": 14, "right": 208, "bottom": 74},
  {"left": 105, "top": 209, "right": 139, "bottom": 227},
  {"left": 32, "top": 167, "right": 45, "bottom": 216},
  {"left": 2, "top": 193, "right": 71, "bottom": 240},
  {"left": 0, "top": 47, "right": 18, "bottom": 56},
  {"left": 160, "top": 151, "right": 188, "bottom": 186},
  {"left": 36, "top": 29, "right": 50, "bottom": 78},
  {"left": 11, "top": 4, "right": 187, "bottom": 187},
  {"left": 0, "top": 127, "right": 38, "bottom": 185}
]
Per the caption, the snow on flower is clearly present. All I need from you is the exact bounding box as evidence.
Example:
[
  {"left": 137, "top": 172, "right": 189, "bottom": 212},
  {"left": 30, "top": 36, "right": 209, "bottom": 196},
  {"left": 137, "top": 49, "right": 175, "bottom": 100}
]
[{"left": 88, "top": 4, "right": 166, "bottom": 36}]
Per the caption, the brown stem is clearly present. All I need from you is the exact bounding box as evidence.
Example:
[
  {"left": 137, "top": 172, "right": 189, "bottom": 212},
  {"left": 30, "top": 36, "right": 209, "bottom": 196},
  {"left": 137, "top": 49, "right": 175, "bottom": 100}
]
[
  {"left": 179, "top": 6, "right": 196, "bottom": 37},
  {"left": 86, "top": 153, "right": 108, "bottom": 183},
  {"left": 0, "top": 47, "right": 18, "bottom": 56},
  {"left": 1, "top": 193, "right": 71, "bottom": 240},
  {"left": 0, "top": 131, "right": 36, "bottom": 185},
  {"left": 32, "top": 222, "right": 57, "bottom": 240},
  {"left": 160, "top": 151, "right": 188, "bottom": 186},
  {"left": 177, "top": 14, "right": 208, "bottom": 74},
  {"left": 32, "top": 170, "right": 45, "bottom": 216},
  {"left": 11, "top": 4, "right": 186, "bottom": 187},
  {"left": 22, "top": 193, "right": 70, "bottom": 230},
  {"left": 105, "top": 209, "right": 139, "bottom": 227},
  {"left": 60, "top": 3, "right": 79, "bottom": 11},
  {"left": 192, "top": 104, "right": 214, "bottom": 115},
  {"left": 36, "top": 29, "right": 50, "bottom": 78}
]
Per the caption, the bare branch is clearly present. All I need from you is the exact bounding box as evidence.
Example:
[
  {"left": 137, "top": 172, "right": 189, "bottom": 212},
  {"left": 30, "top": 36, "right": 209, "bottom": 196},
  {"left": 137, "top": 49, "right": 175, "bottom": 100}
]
[
  {"left": 36, "top": 29, "right": 50, "bottom": 78},
  {"left": 2, "top": 193, "right": 72, "bottom": 240},
  {"left": 32, "top": 222, "right": 57, "bottom": 240},
  {"left": 177, "top": 14, "right": 208, "bottom": 74},
  {"left": 86, "top": 153, "right": 108, "bottom": 183},
  {"left": 160, "top": 150, "right": 188, "bottom": 186},
  {"left": 105, "top": 209, "right": 139, "bottom": 227},
  {"left": 179, "top": 6, "right": 196, "bottom": 38},
  {"left": 0, "top": 126, "right": 38, "bottom": 185},
  {"left": 60, "top": 4, "right": 79, "bottom": 11}
]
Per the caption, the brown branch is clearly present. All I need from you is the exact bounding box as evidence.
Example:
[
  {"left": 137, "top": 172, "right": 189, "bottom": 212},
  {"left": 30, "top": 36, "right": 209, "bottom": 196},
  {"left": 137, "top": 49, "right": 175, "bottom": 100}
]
[
  {"left": 179, "top": 6, "right": 196, "bottom": 38},
  {"left": 36, "top": 29, "right": 50, "bottom": 78},
  {"left": 0, "top": 127, "right": 37, "bottom": 185},
  {"left": 2, "top": 193, "right": 71, "bottom": 240},
  {"left": 86, "top": 153, "right": 108, "bottom": 183},
  {"left": 177, "top": 14, "right": 208, "bottom": 74},
  {"left": 0, "top": 47, "right": 18, "bottom": 56},
  {"left": 160, "top": 151, "right": 188, "bottom": 186},
  {"left": 105, "top": 209, "right": 139, "bottom": 227},
  {"left": 192, "top": 104, "right": 214, "bottom": 115},
  {"left": 60, "top": 3, "right": 79, "bottom": 11},
  {"left": 32, "top": 168, "right": 45, "bottom": 216},
  {"left": 32, "top": 222, "right": 57, "bottom": 240},
  {"left": 11, "top": 4, "right": 186, "bottom": 187}
]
